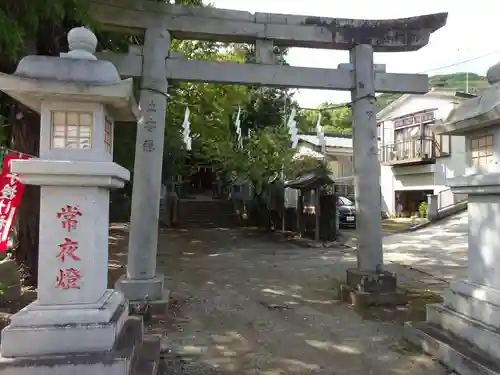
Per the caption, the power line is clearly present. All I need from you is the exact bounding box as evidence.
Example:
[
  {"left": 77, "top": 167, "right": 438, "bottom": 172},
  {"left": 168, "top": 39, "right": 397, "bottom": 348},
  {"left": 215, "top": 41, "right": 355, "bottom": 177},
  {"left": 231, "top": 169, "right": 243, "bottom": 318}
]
[
  {"left": 290, "top": 49, "right": 500, "bottom": 112},
  {"left": 169, "top": 49, "right": 500, "bottom": 115},
  {"left": 419, "top": 49, "right": 500, "bottom": 74},
  {"left": 306, "top": 49, "right": 500, "bottom": 112}
]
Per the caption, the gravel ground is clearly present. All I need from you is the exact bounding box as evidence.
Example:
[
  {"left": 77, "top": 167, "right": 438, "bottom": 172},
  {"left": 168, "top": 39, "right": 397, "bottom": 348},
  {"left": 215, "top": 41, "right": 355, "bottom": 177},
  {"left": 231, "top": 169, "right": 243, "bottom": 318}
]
[{"left": 137, "top": 227, "right": 450, "bottom": 375}]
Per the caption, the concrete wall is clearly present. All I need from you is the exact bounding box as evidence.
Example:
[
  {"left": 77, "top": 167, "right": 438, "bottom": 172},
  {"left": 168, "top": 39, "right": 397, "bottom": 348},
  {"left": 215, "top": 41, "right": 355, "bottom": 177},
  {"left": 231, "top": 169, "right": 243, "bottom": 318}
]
[
  {"left": 378, "top": 94, "right": 467, "bottom": 215},
  {"left": 298, "top": 142, "right": 353, "bottom": 178},
  {"left": 327, "top": 154, "right": 353, "bottom": 178},
  {"left": 380, "top": 165, "right": 394, "bottom": 213}
]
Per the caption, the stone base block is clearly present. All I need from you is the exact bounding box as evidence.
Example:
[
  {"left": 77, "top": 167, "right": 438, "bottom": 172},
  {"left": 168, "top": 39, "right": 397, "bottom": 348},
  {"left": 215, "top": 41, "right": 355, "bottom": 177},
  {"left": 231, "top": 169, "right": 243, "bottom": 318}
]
[
  {"left": 132, "top": 335, "right": 162, "bottom": 375},
  {"left": 1, "top": 291, "right": 128, "bottom": 357},
  {"left": 9, "top": 290, "right": 123, "bottom": 326},
  {"left": 404, "top": 321, "right": 500, "bottom": 375},
  {"left": 404, "top": 280, "right": 500, "bottom": 375},
  {"left": 0, "top": 317, "right": 153, "bottom": 375},
  {"left": 445, "top": 280, "right": 500, "bottom": 328},
  {"left": 116, "top": 274, "right": 165, "bottom": 302},
  {"left": 427, "top": 303, "right": 500, "bottom": 361},
  {"left": 129, "top": 289, "right": 170, "bottom": 320},
  {"left": 345, "top": 268, "right": 398, "bottom": 293},
  {"left": 340, "top": 283, "right": 407, "bottom": 307},
  {"left": 341, "top": 268, "right": 407, "bottom": 307}
]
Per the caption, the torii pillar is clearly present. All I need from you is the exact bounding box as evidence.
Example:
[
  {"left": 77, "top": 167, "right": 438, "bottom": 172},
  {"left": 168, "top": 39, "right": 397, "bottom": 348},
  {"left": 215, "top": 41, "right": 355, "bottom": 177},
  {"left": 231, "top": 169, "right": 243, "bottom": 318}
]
[
  {"left": 116, "top": 27, "right": 170, "bottom": 306},
  {"left": 339, "top": 44, "right": 411, "bottom": 307}
]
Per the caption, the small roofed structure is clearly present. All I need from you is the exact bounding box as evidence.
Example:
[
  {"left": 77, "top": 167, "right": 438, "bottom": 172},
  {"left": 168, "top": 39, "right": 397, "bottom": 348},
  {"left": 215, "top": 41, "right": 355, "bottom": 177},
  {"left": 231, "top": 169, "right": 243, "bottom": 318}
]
[
  {"left": 285, "top": 173, "right": 334, "bottom": 190},
  {"left": 285, "top": 173, "right": 336, "bottom": 242}
]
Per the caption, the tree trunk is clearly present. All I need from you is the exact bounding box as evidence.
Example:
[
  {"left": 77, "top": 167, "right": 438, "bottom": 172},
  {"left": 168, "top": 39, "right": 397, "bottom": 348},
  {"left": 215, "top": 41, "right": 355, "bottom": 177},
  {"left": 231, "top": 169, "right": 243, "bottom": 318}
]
[{"left": 10, "top": 108, "right": 40, "bottom": 287}]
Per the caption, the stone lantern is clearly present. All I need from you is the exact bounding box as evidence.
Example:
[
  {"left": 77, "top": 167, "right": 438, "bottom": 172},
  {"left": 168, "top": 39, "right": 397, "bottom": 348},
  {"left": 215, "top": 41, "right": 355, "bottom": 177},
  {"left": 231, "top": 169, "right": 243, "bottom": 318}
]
[
  {"left": 0, "top": 27, "right": 147, "bottom": 374},
  {"left": 405, "top": 62, "right": 500, "bottom": 374}
]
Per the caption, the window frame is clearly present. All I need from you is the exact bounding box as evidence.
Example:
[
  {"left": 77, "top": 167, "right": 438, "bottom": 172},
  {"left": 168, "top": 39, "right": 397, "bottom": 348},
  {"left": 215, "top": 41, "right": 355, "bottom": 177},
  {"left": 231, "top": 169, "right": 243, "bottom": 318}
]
[
  {"left": 470, "top": 134, "right": 494, "bottom": 168},
  {"left": 50, "top": 110, "right": 93, "bottom": 150},
  {"left": 104, "top": 116, "right": 114, "bottom": 154}
]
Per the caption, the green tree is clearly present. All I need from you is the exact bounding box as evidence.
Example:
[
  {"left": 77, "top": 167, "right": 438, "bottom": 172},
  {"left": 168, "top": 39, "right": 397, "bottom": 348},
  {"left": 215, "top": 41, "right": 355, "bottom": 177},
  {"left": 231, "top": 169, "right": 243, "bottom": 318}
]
[
  {"left": 299, "top": 103, "right": 352, "bottom": 134},
  {"left": 232, "top": 44, "right": 300, "bottom": 136},
  {"left": 165, "top": 42, "right": 250, "bottom": 180}
]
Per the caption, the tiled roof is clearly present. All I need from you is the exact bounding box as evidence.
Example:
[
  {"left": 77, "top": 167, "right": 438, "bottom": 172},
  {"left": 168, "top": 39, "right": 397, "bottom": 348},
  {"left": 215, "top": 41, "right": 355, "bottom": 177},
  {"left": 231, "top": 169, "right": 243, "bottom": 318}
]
[{"left": 298, "top": 134, "right": 352, "bottom": 149}]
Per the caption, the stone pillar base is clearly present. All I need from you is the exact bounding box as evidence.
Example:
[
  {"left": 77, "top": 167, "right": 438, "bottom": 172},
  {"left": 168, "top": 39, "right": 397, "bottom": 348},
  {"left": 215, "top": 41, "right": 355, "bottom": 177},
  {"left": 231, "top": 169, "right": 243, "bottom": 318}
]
[
  {"left": 115, "top": 274, "right": 169, "bottom": 316},
  {"left": 0, "top": 317, "right": 161, "bottom": 375},
  {"left": 0, "top": 290, "right": 127, "bottom": 357},
  {"left": 340, "top": 268, "right": 408, "bottom": 307},
  {"left": 405, "top": 280, "right": 500, "bottom": 375}
]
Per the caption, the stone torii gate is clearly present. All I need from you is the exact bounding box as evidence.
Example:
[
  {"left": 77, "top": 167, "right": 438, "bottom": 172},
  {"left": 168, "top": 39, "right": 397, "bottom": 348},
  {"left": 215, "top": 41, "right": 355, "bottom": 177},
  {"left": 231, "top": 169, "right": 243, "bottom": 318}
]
[{"left": 92, "top": 0, "right": 447, "bottom": 305}]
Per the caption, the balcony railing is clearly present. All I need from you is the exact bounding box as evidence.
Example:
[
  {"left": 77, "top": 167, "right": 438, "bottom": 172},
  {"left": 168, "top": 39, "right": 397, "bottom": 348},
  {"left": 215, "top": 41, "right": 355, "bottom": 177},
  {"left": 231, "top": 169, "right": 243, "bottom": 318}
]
[{"left": 379, "top": 138, "right": 438, "bottom": 166}]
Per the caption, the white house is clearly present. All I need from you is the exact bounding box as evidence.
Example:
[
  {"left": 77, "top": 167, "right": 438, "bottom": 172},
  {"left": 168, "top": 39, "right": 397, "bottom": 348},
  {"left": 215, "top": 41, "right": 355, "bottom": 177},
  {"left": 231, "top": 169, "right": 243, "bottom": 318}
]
[
  {"left": 297, "top": 133, "right": 354, "bottom": 196},
  {"left": 377, "top": 88, "right": 472, "bottom": 216}
]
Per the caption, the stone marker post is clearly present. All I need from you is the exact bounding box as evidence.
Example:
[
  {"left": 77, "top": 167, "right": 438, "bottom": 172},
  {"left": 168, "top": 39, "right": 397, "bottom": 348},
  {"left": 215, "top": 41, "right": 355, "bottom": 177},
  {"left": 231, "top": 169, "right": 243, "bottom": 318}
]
[
  {"left": 116, "top": 27, "right": 170, "bottom": 304},
  {"left": 0, "top": 27, "right": 154, "bottom": 375},
  {"left": 426, "top": 194, "right": 439, "bottom": 220},
  {"left": 405, "top": 61, "right": 500, "bottom": 375}
]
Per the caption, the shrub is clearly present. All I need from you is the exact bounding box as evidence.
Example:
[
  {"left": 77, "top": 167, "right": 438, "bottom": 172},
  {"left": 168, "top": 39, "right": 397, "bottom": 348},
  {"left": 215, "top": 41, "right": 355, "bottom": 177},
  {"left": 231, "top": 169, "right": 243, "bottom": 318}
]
[{"left": 418, "top": 201, "right": 428, "bottom": 218}]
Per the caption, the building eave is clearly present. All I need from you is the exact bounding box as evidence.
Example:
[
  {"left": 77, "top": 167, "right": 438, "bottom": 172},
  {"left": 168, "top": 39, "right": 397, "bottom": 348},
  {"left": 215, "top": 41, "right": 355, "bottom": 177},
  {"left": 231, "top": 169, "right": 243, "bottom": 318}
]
[{"left": 376, "top": 89, "right": 472, "bottom": 122}]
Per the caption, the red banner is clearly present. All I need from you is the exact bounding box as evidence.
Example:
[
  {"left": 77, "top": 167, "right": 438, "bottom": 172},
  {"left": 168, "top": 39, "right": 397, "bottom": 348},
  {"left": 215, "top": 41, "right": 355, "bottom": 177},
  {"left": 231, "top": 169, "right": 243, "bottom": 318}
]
[{"left": 0, "top": 152, "right": 29, "bottom": 252}]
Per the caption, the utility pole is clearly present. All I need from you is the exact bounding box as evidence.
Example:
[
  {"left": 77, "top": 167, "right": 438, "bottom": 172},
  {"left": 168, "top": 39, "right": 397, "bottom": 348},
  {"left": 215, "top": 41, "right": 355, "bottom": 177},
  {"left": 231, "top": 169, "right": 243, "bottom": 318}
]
[{"left": 281, "top": 95, "right": 287, "bottom": 232}]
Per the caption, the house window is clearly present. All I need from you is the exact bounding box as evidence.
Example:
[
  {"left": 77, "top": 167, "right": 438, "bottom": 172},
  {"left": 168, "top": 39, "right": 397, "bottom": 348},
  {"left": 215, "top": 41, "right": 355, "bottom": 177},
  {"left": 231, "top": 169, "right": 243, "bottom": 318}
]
[
  {"left": 390, "top": 109, "right": 451, "bottom": 160},
  {"left": 51, "top": 111, "right": 92, "bottom": 149},
  {"left": 435, "top": 134, "right": 451, "bottom": 156},
  {"left": 470, "top": 135, "right": 493, "bottom": 167},
  {"left": 105, "top": 117, "right": 113, "bottom": 154}
]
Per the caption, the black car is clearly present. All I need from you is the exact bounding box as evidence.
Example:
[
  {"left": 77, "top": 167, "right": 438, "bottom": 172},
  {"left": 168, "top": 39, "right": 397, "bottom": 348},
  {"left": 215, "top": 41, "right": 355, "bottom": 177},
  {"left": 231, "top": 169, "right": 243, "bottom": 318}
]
[{"left": 337, "top": 196, "right": 356, "bottom": 227}]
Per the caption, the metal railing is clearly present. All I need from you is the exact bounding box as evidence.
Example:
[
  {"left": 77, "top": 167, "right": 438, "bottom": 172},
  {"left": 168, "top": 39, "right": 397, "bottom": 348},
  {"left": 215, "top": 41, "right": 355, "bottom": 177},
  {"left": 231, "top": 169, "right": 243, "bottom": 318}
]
[{"left": 379, "top": 138, "right": 438, "bottom": 164}]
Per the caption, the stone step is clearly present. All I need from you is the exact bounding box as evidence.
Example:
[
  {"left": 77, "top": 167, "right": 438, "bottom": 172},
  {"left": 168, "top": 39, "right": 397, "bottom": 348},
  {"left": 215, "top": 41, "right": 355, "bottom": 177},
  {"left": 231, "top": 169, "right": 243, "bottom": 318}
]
[
  {"left": 131, "top": 336, "right": 161, "bottom": 375},
  {"left": 404, "top": 321, "right": 500, "bottom": 375},
  {"left": 1, "top": 296, "right": 129, "bottom": 357},
  {"left": 427, "top": 303, "right": 500, "bottom": 361},
  {"left": 0, "top": 317, "right": 144, "bottom": 375},
  {"left": 177, "top": 201, "right": 240, "bottom": 228},
  {"left": 445, "top": 289, "right": 500, "bottom": 330}
]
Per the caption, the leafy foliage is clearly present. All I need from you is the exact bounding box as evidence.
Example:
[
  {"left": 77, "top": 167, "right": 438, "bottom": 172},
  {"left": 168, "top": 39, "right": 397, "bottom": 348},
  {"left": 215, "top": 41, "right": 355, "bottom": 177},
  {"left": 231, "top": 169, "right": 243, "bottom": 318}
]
[
  {"left": 0, "top": 0, "right": 92, "bottom": 63},
  {"left": 428, "top": 72, "right": 488, "bottom": 92},
  {"left": 299, "top": 104, "right": 352, "bottom": 135}
]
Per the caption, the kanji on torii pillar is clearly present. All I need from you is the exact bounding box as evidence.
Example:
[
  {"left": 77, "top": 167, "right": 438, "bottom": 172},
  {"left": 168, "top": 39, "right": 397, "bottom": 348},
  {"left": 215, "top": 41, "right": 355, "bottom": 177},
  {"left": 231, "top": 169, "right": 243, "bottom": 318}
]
[{"left": 92, "top": 0, "right": 447, "bottom": 307}]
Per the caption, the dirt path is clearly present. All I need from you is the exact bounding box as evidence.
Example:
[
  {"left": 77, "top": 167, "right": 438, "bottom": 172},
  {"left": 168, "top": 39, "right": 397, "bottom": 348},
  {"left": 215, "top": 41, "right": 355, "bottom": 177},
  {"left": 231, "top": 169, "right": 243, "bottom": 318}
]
[{"left": 144, "top": 227, "right": 449, "bottom": 375}]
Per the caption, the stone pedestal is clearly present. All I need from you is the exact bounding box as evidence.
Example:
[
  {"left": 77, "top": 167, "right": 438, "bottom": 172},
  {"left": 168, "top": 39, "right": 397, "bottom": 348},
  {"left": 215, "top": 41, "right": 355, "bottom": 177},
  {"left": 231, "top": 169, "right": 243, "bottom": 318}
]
[
  {"left": 406, "top": 175, "right": 500, "bottom": 375},
  {"left": 0, "top": 161, "right": 129, "bottom": 357},
  {"left": 340, "top": 269, "right": 407, "bottom": 307},
  {"left": 427, "top": 194, "right": 438, "bottom": 220},
  {"left": 0, "top": 26, "right": 160, "bottom": 375},
  {"left": 405, "top": 63, "right": 500, "bottom": 374}
]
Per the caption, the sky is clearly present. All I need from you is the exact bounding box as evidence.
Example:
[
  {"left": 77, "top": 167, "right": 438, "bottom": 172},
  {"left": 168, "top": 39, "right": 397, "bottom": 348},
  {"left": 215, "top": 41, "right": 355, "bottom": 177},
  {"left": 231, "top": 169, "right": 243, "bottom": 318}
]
[{"left": 210, "top": 0, "right": 499, "bottom": 108}]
